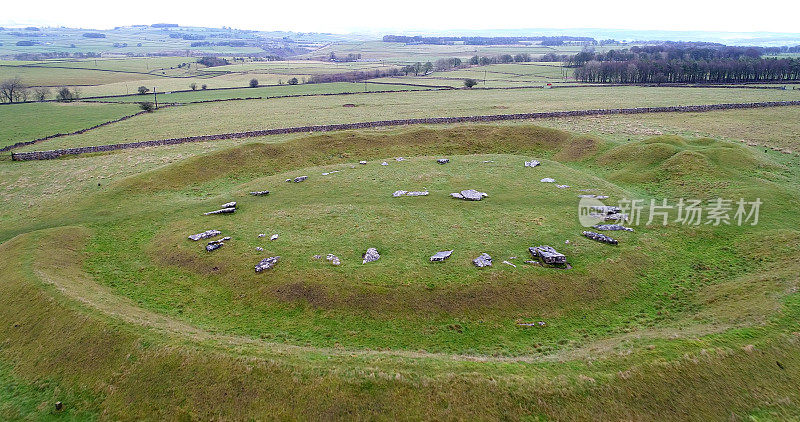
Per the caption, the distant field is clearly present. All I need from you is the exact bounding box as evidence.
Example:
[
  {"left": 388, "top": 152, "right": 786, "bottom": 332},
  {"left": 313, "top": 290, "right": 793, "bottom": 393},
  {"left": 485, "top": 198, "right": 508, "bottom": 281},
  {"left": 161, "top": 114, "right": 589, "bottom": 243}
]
[
  {"left": 537, "top": 106, "right": 800, "bottom": 151},
  {"left": 86, "top": 81, "right": 433, "bottom": 103},
  {"left": 17, "top": 85, "right": 799, "bottom": 152},
  {"left": 26, "top": 56, "right": 196, "bottom": 73},
  {"left": 0, "top": 101, "right": 140, "bottom": 149},
  {"left": 300, "top": 41, "right": 611, "bottom": 62},
  {"left": 0, "top": 57, "right": 411, "bottom": 98},
  {"left": 209, "top": 60, "right": 395, "bottom": 74},
  {"left": 0, "top": 64, "right": 163, "bottom": 86}
]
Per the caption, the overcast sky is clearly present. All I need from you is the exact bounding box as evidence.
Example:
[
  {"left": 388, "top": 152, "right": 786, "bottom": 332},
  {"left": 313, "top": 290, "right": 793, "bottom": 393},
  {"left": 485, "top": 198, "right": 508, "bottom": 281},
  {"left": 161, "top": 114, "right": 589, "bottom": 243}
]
[{"left": 3, "top": 0, "right": 800, "bottom": 34}]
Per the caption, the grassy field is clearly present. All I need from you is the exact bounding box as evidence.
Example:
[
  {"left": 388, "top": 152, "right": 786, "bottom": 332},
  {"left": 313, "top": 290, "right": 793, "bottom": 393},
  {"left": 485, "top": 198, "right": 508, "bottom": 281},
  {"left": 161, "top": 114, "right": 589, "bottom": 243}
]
[
  {"left": 14, "top": 85, "right": 799, "bottom": 152},
  {"left": 84, "top": 81, "right": 433, "bottom": 104},
  {"left": 0, "top": 64, "right": 165, "bottom": 86},
  {"left": 3, "top": 46, "right": 800, "bottom": 418},
  {"left": 301, "top": 41, "right": 604, "bottom": 62},
  {"left": 0, "top": 101, "right": 140, "bottom": 149},
  {"left": 536, "top": 106, "right": 800, "bottom": 151},
  {"left": 0, "top": 58, "right": 411, "bottom": 98},
  {"left": 1, "top": 123, "right": 800, "bottom": 418}
]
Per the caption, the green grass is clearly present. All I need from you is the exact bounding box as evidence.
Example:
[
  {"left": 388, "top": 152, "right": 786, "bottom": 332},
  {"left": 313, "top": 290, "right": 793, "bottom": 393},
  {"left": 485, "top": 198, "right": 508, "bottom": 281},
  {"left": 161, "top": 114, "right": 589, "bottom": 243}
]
[
  {"left": 16, "top": 85, "right": 799, "bottom": 152},
  {"left": 535, "top": 106, "right": 800, "bottom": 152},
  {"left": 1, "top": 123, "right": 800, "bottom": 418},
  {"left": 3, "top": 53, "right": 800, "bottom": 418},
  {"left": 86, "top": 81, "right": 433, "bottom": 104},
  {"left": 0, "top": 101, "right": 140, "bottom": 149},
  {"left": 0, "top": 64, "right": 163, "bottom": 86}
]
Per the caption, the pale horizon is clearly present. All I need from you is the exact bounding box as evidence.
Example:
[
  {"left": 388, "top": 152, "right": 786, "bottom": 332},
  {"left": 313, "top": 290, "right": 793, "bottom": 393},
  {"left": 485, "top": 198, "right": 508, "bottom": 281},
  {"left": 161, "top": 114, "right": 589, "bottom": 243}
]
[{"left": 4, "top": 0, "right": 800, "bottom": 35}]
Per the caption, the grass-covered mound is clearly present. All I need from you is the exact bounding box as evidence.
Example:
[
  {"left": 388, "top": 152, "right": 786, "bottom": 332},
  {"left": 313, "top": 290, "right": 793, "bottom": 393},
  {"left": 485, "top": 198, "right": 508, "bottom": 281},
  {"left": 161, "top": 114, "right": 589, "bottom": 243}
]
[{"left": 2, "top": 124, "right": 800, "bottom": 419}]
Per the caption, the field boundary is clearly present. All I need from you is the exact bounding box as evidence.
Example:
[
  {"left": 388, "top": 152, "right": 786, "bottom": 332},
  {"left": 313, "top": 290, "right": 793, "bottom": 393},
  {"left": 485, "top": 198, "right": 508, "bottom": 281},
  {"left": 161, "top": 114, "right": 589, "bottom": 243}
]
[
  {"left": 0, "top": 105, "right": 179, "bottom": 153},
  {"left": 11, "top": 100, "right": 800, "bottom": 161}
]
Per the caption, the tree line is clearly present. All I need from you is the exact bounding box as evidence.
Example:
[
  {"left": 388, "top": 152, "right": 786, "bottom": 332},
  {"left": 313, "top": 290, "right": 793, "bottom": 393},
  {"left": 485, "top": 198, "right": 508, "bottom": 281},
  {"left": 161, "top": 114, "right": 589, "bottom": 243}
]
[
  {"left": 308, "top": 68, "right": 405, "bottom": 83},
  {"left": 574, "top": 58, "right": 800, "bottom": 83},
  {"left": 569, "top": 44, "right": 800, "bottom": 83},
  {"left": 0, "top": 77, "right": 82, "bottom": 103},
  {"left": 565, "top": 44, "right": 769, "bottom": 68}
]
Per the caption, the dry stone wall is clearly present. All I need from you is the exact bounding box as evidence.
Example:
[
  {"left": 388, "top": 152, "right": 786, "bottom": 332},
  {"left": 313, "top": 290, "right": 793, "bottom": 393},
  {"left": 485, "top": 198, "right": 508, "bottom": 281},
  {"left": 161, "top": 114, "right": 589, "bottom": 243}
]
[{"left": 11, "top": 101, "right": 800, "bottom": 161}]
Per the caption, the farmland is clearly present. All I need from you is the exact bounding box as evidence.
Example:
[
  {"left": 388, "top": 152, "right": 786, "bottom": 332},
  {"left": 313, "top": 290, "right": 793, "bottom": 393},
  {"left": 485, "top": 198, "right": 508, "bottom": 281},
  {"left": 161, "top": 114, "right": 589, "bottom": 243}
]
[
  {"left": 2, "top": 33, "right": 800, "bottom": 420},
  {"left": 9, "top": 85, "right": 798, "bottom": 152}
]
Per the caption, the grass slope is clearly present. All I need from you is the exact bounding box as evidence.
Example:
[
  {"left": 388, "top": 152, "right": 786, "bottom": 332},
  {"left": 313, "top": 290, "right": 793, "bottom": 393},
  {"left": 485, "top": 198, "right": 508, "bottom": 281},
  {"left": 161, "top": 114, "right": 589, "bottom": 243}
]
[{"left": 1, "top": 124, "right": 800, "bottom": 419}]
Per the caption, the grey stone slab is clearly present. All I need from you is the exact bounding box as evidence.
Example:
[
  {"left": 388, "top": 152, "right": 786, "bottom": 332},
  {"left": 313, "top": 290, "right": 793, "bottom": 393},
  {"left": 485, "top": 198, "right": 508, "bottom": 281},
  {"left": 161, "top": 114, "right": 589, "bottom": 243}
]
[{"left": 255, "top": 256, "right": 280, "bottom": 272}]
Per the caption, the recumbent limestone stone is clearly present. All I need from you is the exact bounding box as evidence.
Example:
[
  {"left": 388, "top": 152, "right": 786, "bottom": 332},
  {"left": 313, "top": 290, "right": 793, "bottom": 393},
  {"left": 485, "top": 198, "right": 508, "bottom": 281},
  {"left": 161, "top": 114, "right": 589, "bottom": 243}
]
[
  {"left": 188, "top": 229, "right": 221, "bottom": 241},
  {"left": 362, "top": 248, "right": 380, "bottom": 264},
  {"left": 582, "top": 231, "right": 619, "bottom": 245},
  {"left": 430, "top": 250, "right": 453, "bottom": 262},
  {"left": 451, "top": 189, "right": 488, "bottom": 201},
  {"left": 528, "top": 245, "right": 567, "bottom": 265},
  {"left": 593, "top": 224, "right": 634, "bottom": 232},
  {"left": 255, "top": 256, "right": 280, "bottom": 272},
  {"left": 473, "top": 253, "right": 492, "bottom": 267},
  {"left": 204, "top": 208, "right": 235, "bottom": 215},
  {"left": 326, "top": 254, "right": 341, "bottom": 266},
  {"left": 206, "top": 236, "right": 231, "bottom": 252},
  {"left": 393, "top": 190, "right": 429, "bottom": 197}
]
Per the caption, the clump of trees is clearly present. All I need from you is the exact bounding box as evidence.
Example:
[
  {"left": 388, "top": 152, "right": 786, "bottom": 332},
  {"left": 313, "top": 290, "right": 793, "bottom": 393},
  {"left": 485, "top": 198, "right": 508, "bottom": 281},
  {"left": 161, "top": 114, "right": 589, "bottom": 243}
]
[
  {"left": 568, "top": 43, "right": 800, "bottom": 83},
  {"left": 463, "top": 78, "right": 478, "bottom": 88},
  {"left": 249, "top": 78, "right": 259, "bottom": 87},
  {"left": 82, "top": 32, "right": 106, "bottom": 38},
  {"left": 468, "top": 53, "right": 538, "bottom": 65},
  {"left": 56, "top": 86, "right": 80, "bottom": 102},
  {"left": 196, "top": 56, "right": 230, "bottom": 67},
  {"left": 401, "top": 62, "right": 433, "bottom": 76},
  {"left": 564, "top": 44, "right": 766, "bottom": 68},
  {"left": 138, "top": 101, "right": 155, "bottom": 112},
  {"left": 137, "top": 86, "right": 150, "bottom": 95},
  {"left": 0, "top": 77, "right": 28, "bottom": 103},
  {"left": 287, "top": 77, "right": 298, "bottom": 85},
  {"left": 13, "top": 51, "right": 99, "bottom": 60},
  {"left": 308, "top": 68, "right": 404, "bottom": 83},
  {"left": 328, "top": 52, "right": 361, "bottom": 62},
  {"left": 33, "top": 86, "right": 50, "bottom": 101},
  {"left": 189, "top": 83, "right": 197, "bottom": 90},
  {"left": 434, "top": 57, "right": 462, "bottom": 71}
]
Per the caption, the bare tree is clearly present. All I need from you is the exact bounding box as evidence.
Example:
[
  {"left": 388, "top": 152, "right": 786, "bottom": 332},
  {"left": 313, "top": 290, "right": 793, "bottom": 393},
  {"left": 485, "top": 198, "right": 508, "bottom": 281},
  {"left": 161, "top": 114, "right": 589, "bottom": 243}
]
[
  {"left": 56, "top": 86, "right": 75, "bottom": 102},
  {"left": 33, "top": 86, "right": 51, "bottom": 102},
  {"left": 0, "top": 77, "right": 27, "bottom": 103}
]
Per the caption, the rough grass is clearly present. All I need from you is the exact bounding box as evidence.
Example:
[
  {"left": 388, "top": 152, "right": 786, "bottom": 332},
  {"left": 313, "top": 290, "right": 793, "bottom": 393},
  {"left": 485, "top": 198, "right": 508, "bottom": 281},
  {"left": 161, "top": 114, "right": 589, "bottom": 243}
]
[
  {"left": 2, "top": 123, "right": 800, "bottom": 419},
  {"left": 537, "top": 106, "right": 800, "bottom": 152},
  {"left": 0, "top": 177, "right": 798, "bottom": 419},
  {"left": 87, "top": 81, "right": 430, "bottom": 104},
  {"left": 14, "top": 85, "right": 800, "bottom": 152}
]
